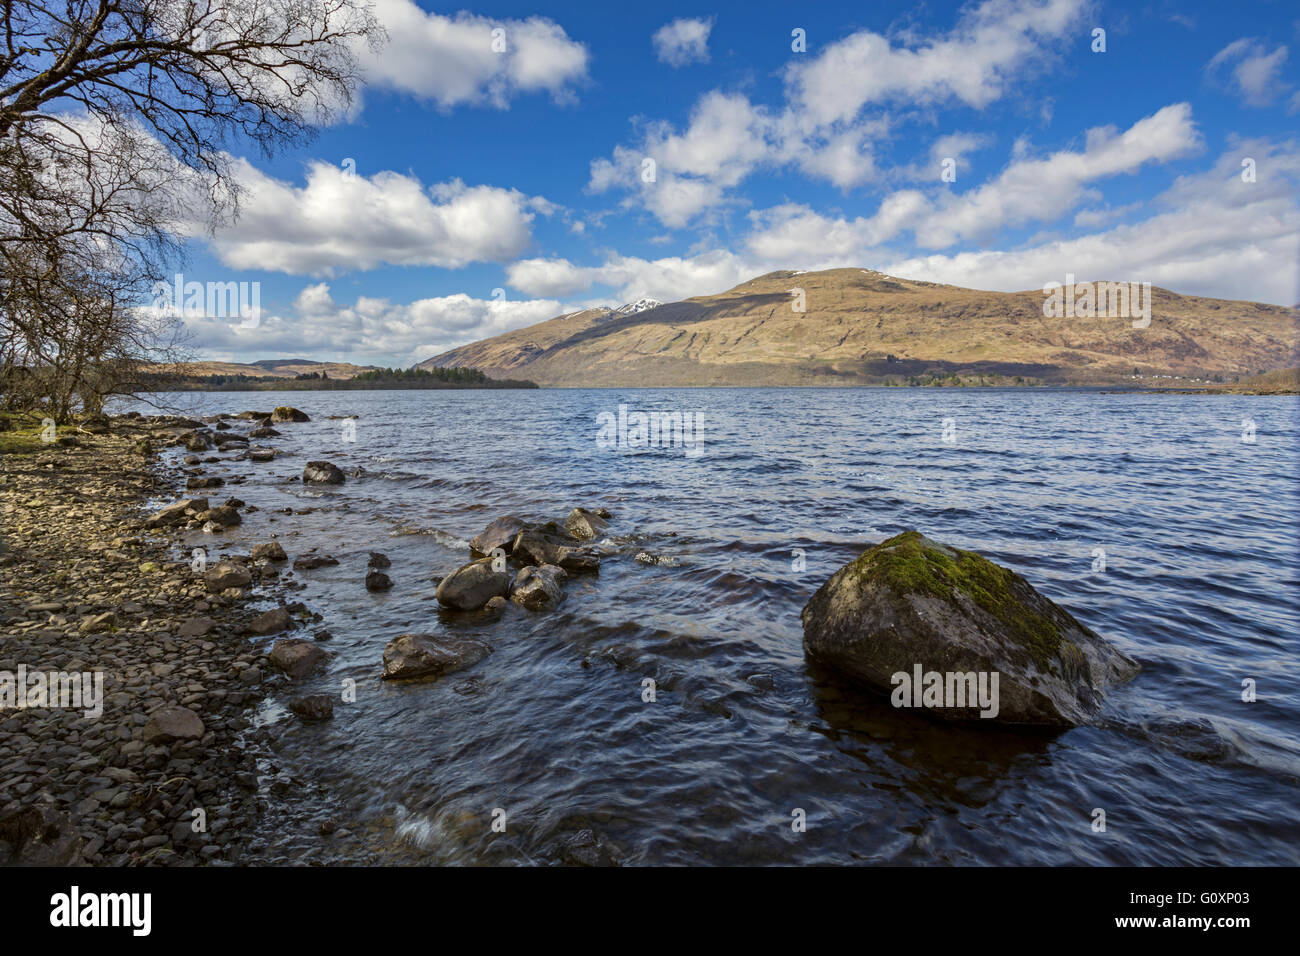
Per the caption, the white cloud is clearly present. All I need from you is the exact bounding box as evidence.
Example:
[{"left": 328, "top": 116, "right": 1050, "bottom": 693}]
[
  {"left": 881, "top": 141, "right": 1300, "bottom": 305},
  {"left": 652, "top": 17, "right": 714, "bottom": 67},
  {"left": 207, "top": 160, "right": 546, "bottom": 275},
  {"left": 1205, "top": 38, "right": 1290, "bottom": 107},
  {"left": 591, "top": 0, "right": 1088, "bottom": 226},
  {"left": 361, "top": 2, "right": 589, "bottom": 108},
  {"left": 182, "top": 283, "right": 566, "bottom": 365},
  {"left": 506, "top": 251, "right": 756, "bottom": 304},
  {"left": 555, "top": 139, "right": 1300, "bottom": 310},
  {"left": 506, "top": 258, "right": 598, "bottom": 297},
  {"left": 783, "top": 0, "right": 1086, "bottom": 125},
  {"left": 744, "top": 104, "right": 1201, "bottom": 253}
]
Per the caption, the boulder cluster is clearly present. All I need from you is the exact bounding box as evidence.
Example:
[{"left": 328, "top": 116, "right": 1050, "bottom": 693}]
[{"left": 380, "top": 508, "right": 611, "bottom": 682}]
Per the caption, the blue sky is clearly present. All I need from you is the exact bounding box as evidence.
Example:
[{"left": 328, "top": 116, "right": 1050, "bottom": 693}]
[{"left": 173, "top": 0, "right": 1300, "bottom": 366}]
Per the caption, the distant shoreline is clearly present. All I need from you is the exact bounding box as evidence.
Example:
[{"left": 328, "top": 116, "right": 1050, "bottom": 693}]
[
  {"left": 147, "top": 382, "right": 1297, "bottom": 395},
  {"left": 152, "top": 379, "right": 538, "bottom": 392}
]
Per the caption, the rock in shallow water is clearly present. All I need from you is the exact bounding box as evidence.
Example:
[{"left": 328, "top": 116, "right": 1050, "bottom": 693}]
[
  {"left": 381, "top": 633, "right": 491, "bottom": 681},
  {"left": 288, "top": 695, "right": 334, "bottom": 721},
  {"left": 469, "top": 516, "right": 526, "bottom": 556},
  {"left": 303, "top": 460, "right": 345, "bottom": 484},
  {"left": 435, "top": 557, "right": 509, "bottom": 610},
  {"left": 271, "top": 406, "right": 310, "bottom": 423},
  {"left": 267, "top": 639, "right": 328, "bottom": 678},
  {"left": 564, "top": 507, "right": 609, "bottom": 541},
  {"left": 252, "top": 540, "right": 287, "bottom": 562},
  {"left": 801, "top": 531, "right": 1139, "bottom": 727},
  {"left": 511, "top": 564, "right": 567, "bottom": 611}
]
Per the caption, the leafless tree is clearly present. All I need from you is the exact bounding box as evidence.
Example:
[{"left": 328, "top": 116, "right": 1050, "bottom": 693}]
[{"left": 0, "top": 0, "right": 384, "bottom": 420}]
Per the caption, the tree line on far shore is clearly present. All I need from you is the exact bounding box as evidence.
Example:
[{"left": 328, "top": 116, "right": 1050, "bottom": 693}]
[
  {"left": 148, "top": 366, "right": 537, "bottom": 391},
  {"left": 1, "top": 0, "right": 385, "bottom": 422}
]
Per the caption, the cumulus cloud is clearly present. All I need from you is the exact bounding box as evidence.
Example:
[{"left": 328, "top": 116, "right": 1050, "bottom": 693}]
[
  {"left": 361, "top": 2, "right": 589, "bottom": 108},
  {"left": 652, "top": 17, "right": 714, "bottom": 67},
  {"left": 746, "top": 140, "right": 1300, "bottom": 306},
  {"left": 1205, "top": 38, "right": 1291, "bottom": 107},
  {"left": 745, "top": 104, "right": 1201, "bottom": 253},
  {"left": 180, "top": 283, "right": 566, "bottom": 365},
  {"left": 207, "top": 160, "right": 549, "bottom": 275},
  {"left": 784, "top": 0, "right": 1085, "bottom": 125},
  {"left": 538, "top": 138, "right": 1299, "bottom": 311},
  {"left": 507, "top": 251, "right": 756, "bottom": 304},
  {"left": 590, "top": 0, "right": 1087, "bottom": 226}
]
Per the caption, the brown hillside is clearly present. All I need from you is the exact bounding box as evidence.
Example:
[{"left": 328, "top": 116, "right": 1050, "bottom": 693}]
[{"left": 417, "top": 268, "right": 1297, "bottom": 386}]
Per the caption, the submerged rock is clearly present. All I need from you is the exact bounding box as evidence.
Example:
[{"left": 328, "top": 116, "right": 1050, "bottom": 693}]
[
  {"left": 381, "top": 633, "right": 491, "bottom": 681},
  {"left": 435, "top": 557, "right": 510, "bottom": 611},
  {"left": 365, "top": 569, "right": 393, "bottom": 591},
  {"left": 303, "top": 460, "right": 345, "bottom": 484},
  {"left": 559, "top": 829, "right": 619, "bottom": 867},
  {"left": 801, "top": 531, "right": 1139, "bottom": 726},
  {"left": 288, "top": 695, "right": 334, "bottom": 721},
  {"left": 634, "top": 551, "right": 676, "bottom": 566}
]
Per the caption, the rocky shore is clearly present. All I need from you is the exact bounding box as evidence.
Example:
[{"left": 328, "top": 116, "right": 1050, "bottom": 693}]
[
  {"left": 0, "top": 417, "right": 295, "bottom": 866},
  {"left": 0, "top": 406, "right": 630, "bottom": 866}
]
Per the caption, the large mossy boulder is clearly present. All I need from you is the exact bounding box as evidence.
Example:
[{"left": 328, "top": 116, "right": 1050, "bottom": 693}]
[{"left": 801, "top": 531, "right": 1138, "bottom": 726}]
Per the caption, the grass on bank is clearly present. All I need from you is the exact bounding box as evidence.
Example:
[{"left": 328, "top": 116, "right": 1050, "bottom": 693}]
[{"left": 0, "top": 416, "right": 56, "bottom": 455}]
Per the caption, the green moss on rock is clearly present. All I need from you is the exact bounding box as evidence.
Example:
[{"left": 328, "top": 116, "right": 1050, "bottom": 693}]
[{"left": 848, "top": 531, "right": 1065, "bottom": 669}]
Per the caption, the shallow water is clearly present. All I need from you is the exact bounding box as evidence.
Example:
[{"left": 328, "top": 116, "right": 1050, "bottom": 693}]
[{"left": 117, "top": 388, "right": 1300, "bottom": 865}]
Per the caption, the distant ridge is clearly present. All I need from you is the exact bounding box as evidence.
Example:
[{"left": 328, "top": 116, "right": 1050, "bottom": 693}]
[{"left": 416, "top": 268, "right": 1298, "bottom": 387}]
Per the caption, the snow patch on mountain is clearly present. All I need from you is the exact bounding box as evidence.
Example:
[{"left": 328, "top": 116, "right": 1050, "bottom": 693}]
[{"left": 613, "top": 297, "right": 663, "bottom": 316}]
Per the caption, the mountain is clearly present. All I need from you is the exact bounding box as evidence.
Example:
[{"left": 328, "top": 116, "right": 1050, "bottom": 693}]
[{"left": 416, "top": 268, "right": 1298, "bottom": 387}]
